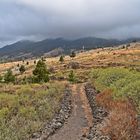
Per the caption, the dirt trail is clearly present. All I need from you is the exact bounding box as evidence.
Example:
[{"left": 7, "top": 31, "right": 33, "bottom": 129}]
[{"left": 48, "top": 84, "right": 93, "bottom": 140}]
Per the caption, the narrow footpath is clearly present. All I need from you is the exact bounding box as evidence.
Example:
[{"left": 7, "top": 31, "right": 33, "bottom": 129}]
[{"left": 48, "top": 84, "right": 93, "bottom": 140}]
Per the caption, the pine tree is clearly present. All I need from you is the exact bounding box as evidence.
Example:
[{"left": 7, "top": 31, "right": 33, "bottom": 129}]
[
  {"left": 19, "top": 65, "right": 26, "bottom": 74},
  {"left": 33, "top": 60, "right": 49, "bottom": 83},
  {"left": 17, "top": 63, "right": 20, "bottom": 67},
  {"left": 4, "top": 69, "right": 15, "bottom": 83},
  {"left": 26, "top": 61, "right": 29, "bottom": 65},
  {"left": 34, "top": 60, "right": 36, "bottom": 64},
  {"left": 70, "top": 51, "right": 76, "bottom": 58},
  {"left": 59, "top": 55, "right": 64, "bottom": 63}
]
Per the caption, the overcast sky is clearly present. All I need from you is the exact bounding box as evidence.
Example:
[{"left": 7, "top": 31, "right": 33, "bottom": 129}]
[{"left": 0, "top": 0, "right": 140, "bottom": 47}]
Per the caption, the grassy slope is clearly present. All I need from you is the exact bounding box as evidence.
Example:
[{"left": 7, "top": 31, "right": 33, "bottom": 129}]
[
  {"left": 0, "top": 82, "right": 65, "bottom": 140},
  {"left": 0, "top": 42, "right": 140, "bottom": 76},
  {"left": 90, "top": 67, "right": 140, "bottom": 113},
  {"left": 0, "top": 42, "right": 139, "bottom": 139}
]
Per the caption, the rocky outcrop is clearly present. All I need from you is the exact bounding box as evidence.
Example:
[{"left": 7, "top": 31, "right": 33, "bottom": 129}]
[
  {"left": 84, "top": 83, "right": 110, "bottom": 140},
  {"left": 31, "top": 87, "right": 72, "bottom": 140}
]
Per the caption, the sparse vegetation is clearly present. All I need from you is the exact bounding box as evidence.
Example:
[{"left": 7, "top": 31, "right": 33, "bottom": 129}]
[
  {"left": 90, "top": 67, "right": 140, "bottom": 113},
  {"left": 19, "top": 65, "right": 26, "bottom": 74},
  {"left": 0, "top": 43, "right": 139, "bottom": 139},
  {"left": 0, "top": 82, "right": 65, "bottom": 140},
  {"left": 4, "top": 69, "right": 15, "bottom": 83}
]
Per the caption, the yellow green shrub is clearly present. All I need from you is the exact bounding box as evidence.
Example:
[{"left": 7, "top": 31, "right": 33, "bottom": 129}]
[
  {"left": 0, "top": 82, "right": 65, "bottom": 139},
  {"left": 90, "top": 68, "right": 140, "bottom": 113}
]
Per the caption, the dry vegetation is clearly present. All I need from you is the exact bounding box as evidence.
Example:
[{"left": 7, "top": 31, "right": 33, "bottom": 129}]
[
  {"left": 96, "top": 90, "right": 137, "bottom": 140},
  {"left": 0, "top": 42, "right": 139, "bottom": 139},
  {"left": 0, "top": 82, "right": 65, "bottom": 140},
  {"left": 0, "top": 42, "right": 140, "bottom": 77},
  {"left": 90, "top": 67, "right": 140, "bottom": 113}
]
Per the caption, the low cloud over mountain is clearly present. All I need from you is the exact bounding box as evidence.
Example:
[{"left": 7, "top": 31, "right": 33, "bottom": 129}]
[{"left": 0, "top": 0, "right": 140, "bottom": 47}]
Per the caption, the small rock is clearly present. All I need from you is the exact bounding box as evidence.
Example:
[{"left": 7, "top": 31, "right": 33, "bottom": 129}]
[{"left": 32, "top": 133, "right": 40, "bottom": 138}]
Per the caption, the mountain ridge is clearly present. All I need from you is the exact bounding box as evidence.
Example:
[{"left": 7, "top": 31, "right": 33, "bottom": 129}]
[{"left": 0, "top": 37, "right": 139, "bottom": 61}]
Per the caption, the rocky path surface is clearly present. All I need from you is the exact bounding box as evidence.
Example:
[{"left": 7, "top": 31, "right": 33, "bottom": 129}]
[{"left": 48, "top": 84, "right": 93, "bottom": 140}]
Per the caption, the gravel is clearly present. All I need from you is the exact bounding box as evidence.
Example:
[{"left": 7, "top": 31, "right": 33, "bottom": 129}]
[{"left": 84, "top": 83, "right": 110, "bottom": 140}]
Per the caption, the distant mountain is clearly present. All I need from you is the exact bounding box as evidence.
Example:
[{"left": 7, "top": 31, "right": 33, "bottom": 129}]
[{"left": 0, "top": 37, "right": 139, "bottom": 61}]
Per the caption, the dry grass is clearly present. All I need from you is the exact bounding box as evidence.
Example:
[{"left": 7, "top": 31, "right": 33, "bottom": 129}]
[
  {"left": 0, "top": 43, "right": 139, "bottom": 139},
  {"left": 0, "top": 82, "right": 65, "bottom": 140},
  {"left": 96, "top": 90, "right": 138, "bottom": 140},
  {"left": 0, "top": 42, "right": 140, "bottom": 78}
]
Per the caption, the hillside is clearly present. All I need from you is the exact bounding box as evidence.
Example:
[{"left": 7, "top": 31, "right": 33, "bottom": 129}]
[
  {"left": 0, "top": 37, "right": 138, "bottom": 61},
  {"left": 0, "top": 42, "right": 139, "bottom": 139}
]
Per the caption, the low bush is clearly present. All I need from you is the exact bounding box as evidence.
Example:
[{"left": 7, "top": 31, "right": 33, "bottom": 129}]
[
  {"left": 68, "top": 70, "right": 76, "bottom": 83},
  {"left": 4, "top": 69, "right": 15, "bottom": 83},
  {"left": 91, "top": 68, "right": 131, "bottom": 91},
  {"left": 0, "top": 82, "right": 65, "bottom": 139},
  {"left": 91, "top": 68, "right": 140, "bottom": 139},
  {"left": 90, "top": 68, "right": 140, "bottom": 113},
  {"left": 120, "top": 81, "right": 140, "bottom": 114}
]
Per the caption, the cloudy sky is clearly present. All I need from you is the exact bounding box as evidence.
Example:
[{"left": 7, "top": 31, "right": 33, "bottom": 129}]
[{"left": 0, "top": 0, "right": 140, "bottom": 47}]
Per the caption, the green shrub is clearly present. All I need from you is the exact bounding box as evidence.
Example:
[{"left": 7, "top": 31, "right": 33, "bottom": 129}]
[
  {"left": 68, "top": 70, "right": 76, "bottom": 83},
  {"left": 19, "top": 65, "right": 26, "bottom": 74},
  {"left": 0, "top": 93, "right": 18, "bottom": 109},
  {"left": 26, "top": 61, "right": 29, "bottom": 65},
  {"left": 0, "top": 108, "right": 9, "bottom": 119},
  {"left": 0, "top": 83, "right": 65, "bottom": 139},
  {"left": 91, "top": 68, "right": 132, "bottom": 90},
  {"left": 19, "top": 106, "right": 37, "bottom": 119},
  {"left": 33, "top": 60, "right": 49, "bottom": 83},
  {"left": 59, "top": 55, "right": 64, "bottom": 63},
  {"left": 110, "top": 73, "right": 140, "bottom": 97},
  {"left": 90, "top": 69, "right": 100, "bottom": 79},
  {"left": 4, "top": 69, "right": 15, "bottom": 83},
  {"left": 0, "top": 75, "right": 3, "bottom": 83},
  {"left": 34, "top": 60, "right": 36, "bottom": 64},
  {"left": 16, "top": 85, "right": 34, "bottom": 96},
  {"left": 70, "top": 51, "right": 76, "bottom": 58},
  {"left": 90, "top": 68, "right": 140, "bottom": 113},
  {"left": 120, "top": 81, "right": 140, "bottom": 113}
]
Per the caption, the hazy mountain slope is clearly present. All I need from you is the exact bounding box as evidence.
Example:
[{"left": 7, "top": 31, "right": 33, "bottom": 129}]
[{"left": 0, "top": 37, "right": 139, "bottom": 61}]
